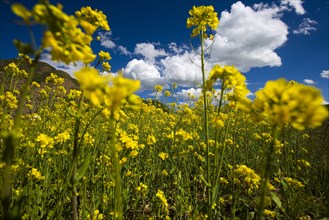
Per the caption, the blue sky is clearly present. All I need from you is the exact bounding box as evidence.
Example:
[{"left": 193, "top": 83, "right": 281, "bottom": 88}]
[{"left": 1, "top": 0, "right": 328, "bottom": 103}]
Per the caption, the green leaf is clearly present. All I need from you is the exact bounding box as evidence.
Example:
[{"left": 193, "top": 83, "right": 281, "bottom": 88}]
[
  {"left": 271, "top": 192, "right": 282, "bottom": 209},
  {"left": 76, "top": 154, "right": 91, "bottom": 182},
  {"left": 200, "top": 175, "right": 211, "bottom": 187}
]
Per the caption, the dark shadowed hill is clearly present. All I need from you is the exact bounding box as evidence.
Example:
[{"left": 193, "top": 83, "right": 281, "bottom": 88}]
[{"left": 0, "top": 58, "right": 79, "bottom": 90}]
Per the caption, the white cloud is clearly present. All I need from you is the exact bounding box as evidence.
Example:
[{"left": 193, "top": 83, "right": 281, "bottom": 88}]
[
  {"left": 148, "top": 91, "right": 163, "bottom": 97},
  {"left": 117, "top": 45, "right": 131, "bottom": 56},
  {"left": 281, "top": 0, "right": 305, "bottom": 15},
  {"left": 134, "top": 43, "right": 168, "bottom": 62},
  {"left": 175, "top": 88, "right": 202, "bottom": 101},
  {"left": 303, "top": 79, "right": 316, "bottom": 84},
  {"left": 206, "top": 1, "right": 288, "bottom": 72},
  {"left": 168, "top": 42, "right": 187, "bottom": 54},
  {"left": 320, "top": 70, "right": 329, "bottom": 78},
  {"left": 123, "top": 59, "right": 162, "bottom": 89},
  {"left": 293, "top": 18, "right": 318, "bottom": 35},
  {"left": 99, "top": 32, "right": 116, "bottom": 49},
  {"left": 121, "top": 1, "right": 305, "bottom": 91},
  {"left": 323, "top": 99, "right": 329, "bottom": 105},
  {"left": 161, "top": 51, "right": 206, "bottom": 87}
]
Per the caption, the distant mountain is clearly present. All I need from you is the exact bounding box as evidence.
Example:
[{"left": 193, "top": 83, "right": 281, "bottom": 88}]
[{"left": 0, "top": 58, "right": 79, "bottom": 90}]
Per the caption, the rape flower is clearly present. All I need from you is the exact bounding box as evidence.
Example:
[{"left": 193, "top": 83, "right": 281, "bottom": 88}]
[
  {"left": 28, "top": 168, "right": 45, "bottom": 181},
  {"left": 187, "top": 5, "right": 219, "bottom": 38},
  {"left": 253, "top": 78, "right": 328, "bottom": 130},
  {"left": 129, "top": 150, "right": 139, "bottom": 158},
  {"left": 164, "top": 90, "right": 171, "bottom": 97},
  {"left": 263, "top": 209, "right": 276, "bottom": 218},
  {"left": 156, "top": 190, "right": 169, "bottom": 210},
  {"left": 75, "top": 6, "right": 110, "bottom": 31},
  {"left": 1, "top": 92, "right": 18, "bottom": 109},
  {"left": 75, "top": 67, "right": 140, "bottom": 120},
  {"left": 36, "top": 134, "right": 54, "bottom": 148},
  {"left": 146, "top": 134, "right": 157, "bottom": 145},
  {"left": 206, "top": 65, "right": 249, "bottom": 100},
  {"left": 283, "top": 177, "right": 305, "bottom": 188},
  {"left": 158, "top": 152, "right": 169, "bottom": 160},
  {"left": 12, "top": 2, "right": 106, "bottom": 64},
  {"left": 98, "top": 50, "right": 111, "bottom": 60},
  {"left": 136, "top": 182, "right": 148, "bottom": 195},
  {"left": 45, "top": 73, "right": 64, "bottom": 85},
  {"left": 102, "top": 62, "right": 111, "bottom": 71},
  {"left": 55, "top": 130, "right": 71, "bottom": 144},
  {"left": 235, "top": 164, "right": 261, "bottom": 189},
  {"left": 162, "top": 169, "right": 169, "bottom": 176},
  {"left": 154, "top": 85, "right": 163, "bottom": 93},
  {"left": 4, "top": 62, "right": 28, "bottom": 78}
]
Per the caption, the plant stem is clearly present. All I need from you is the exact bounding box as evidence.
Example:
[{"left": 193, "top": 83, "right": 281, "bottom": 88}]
[
  {"left": 199, "top": 31, "right": 211, "bottom": 218},
  {"left": 258, "top": 126, "right": 278, "bottom": 219},
  {"left": 109, "top": 118, "right": 123, "bottom": 219}
]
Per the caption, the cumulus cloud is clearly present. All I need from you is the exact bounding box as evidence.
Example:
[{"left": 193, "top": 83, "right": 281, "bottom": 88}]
[
  {"left": 320, "top": 70, "right": 329, "bottom": 78},
  {"left": 161, "top": 51, "right": 205, "bottom": 87},
  {"left": 99, "top": 32, "right": 116, "bottom": 49},
  {"left": 117, "top": 45, "right": 131, "bottom": 56},
  {"left": 123, "top": 59, "right": 162, "bottom": 89},
  {"left": 98, "top": 31, "right": 132, "bottom": 55},
  {"left": 206, "top": 1, "right": 288, "bottom": 72},
  {"left": 303, "top": 79, "right": 316, "bottom": 85},
  {"left": 175, "top": 88, "right": 202, "bottom": 101},
  {"left": 293, "top": 18, "right": 318, "bottom": 35},
  {"left": 134, "top": 43, "right": 167, "bottom": 62},
  {"left": 280, "top": 0, "right": 305, "bottom": 15},
  {"left": 121, "top": 1, "right": 302, "bottom": 91}
]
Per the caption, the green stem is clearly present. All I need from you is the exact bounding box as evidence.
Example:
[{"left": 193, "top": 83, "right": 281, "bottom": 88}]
[
  {"left": 70, "top": 95, "right": 84, "bottom": 220},
  {"left": 258, "top": 126, "right": 278, "bottom": 219},
  {"left": 109, "top": 118, "right": 123, "bottom": 219},
  {"left": 199, "top": 31, "right": 211, "bottom": 217}
]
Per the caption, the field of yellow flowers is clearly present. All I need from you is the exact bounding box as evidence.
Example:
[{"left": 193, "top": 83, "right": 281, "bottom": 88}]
[{"left": 1, "top": 1, "right": 329, "bottom": 219}]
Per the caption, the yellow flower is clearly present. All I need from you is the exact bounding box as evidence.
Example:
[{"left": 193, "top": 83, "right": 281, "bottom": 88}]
[
  {"left": 102, "top": 62, "right": 111, "bottom": 71},
  {"left": 253, "top": 78, "right": 328, "bottom": 130},
  {"left": 55, "top": 130, "right": 71, "bottom": 144},
  {"left": 158, "top": 152, "right": 169, "bottom": 160},
  {"left": 162, "top": 169, "right": 169, "bottom": 176},
  {"left": 156, "top": 190, "right": 169, "bottom": 210},
  {"left": 187, "top": 5, "right": 219, "bottom": 38},
  {"left": 36, "top": 134, "right": 54, "bottom": 148},
  {"left": 98, "top": 50, "right": 111, "bottom": 60},
  {"left": 146, "top": 134, "right": 157, "bottom": 145},
  {"left": 207, "top": 65, "right": 249, "bottom": 100},
  {"left": 235, "top": 164, "right": 261, "bottom": 189},
  {"left": 154, "top": 85, "right": 163, "bottom": 93},
  {"left": 13, "top": 2, "right": 103, "bottom": 64},
  {"left": 283, "top": 177, "right": 305, "bottom": 188},
  {"left": 164, "top": 90, "right": 171, "bottom": 97},
  {"left": 129, "top": 150, "right": 139, "bottom": 158},
  {"left": 263, "top": 209, "right": 275, "bottom": 218},
  {"left": 75, "top": 6, "right": 110, "bottom": 31},
  {"left": 28, "top": 168, "right": 45, "bottom": 181},
  {"left": 11, "top": 3, "right": 31, "bottom": 23}
]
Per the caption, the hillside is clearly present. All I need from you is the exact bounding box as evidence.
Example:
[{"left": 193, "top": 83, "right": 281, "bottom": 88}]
[{"left": 0, "top": 58, "right": 79, "bottom": 91}]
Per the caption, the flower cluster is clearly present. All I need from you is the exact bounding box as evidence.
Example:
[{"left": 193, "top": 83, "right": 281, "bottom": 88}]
[
  {"left": 74, "top": 67, "right": 140, "bottom": 120},
  {"left": 206, "top": 65, "right": 250, "bottom": 100},
  {"left": 234, "top": 164, "right": 261, "bottom": 190},
  {"left": 12, "top": 2, "right": 110, "bottom": 64},
  {"left": 253, "top": 78, "right": 328, "bottom": 130},
  {"left": 186, "top": 5, "right": 219, "bottom": 38}
]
